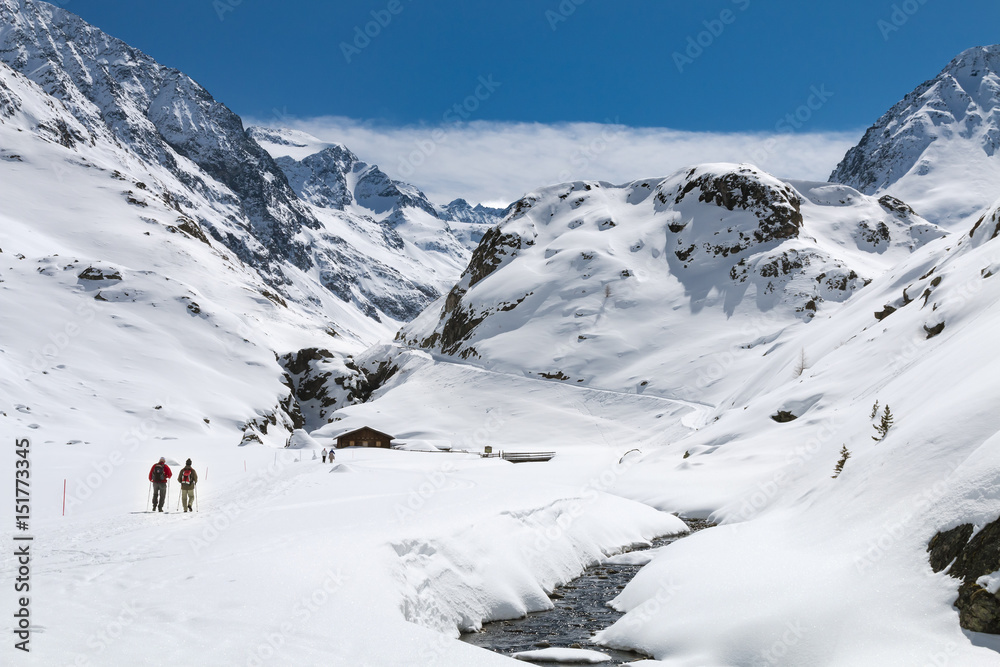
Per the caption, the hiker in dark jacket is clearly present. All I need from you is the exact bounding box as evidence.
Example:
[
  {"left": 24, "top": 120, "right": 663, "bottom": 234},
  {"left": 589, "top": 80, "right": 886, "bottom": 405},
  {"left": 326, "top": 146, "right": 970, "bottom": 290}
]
[
  {"left": 178, "top": 459, "right": 198, "bottom": 512},
  {"left": 148, "top": 457, "right": 172, "bottom": 512}
]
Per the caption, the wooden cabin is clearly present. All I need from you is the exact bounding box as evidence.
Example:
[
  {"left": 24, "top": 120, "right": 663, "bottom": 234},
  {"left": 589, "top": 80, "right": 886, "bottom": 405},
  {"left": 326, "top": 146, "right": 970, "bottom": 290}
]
[{"left": 335, "top": 426, "right": 395, "bottom": 449}]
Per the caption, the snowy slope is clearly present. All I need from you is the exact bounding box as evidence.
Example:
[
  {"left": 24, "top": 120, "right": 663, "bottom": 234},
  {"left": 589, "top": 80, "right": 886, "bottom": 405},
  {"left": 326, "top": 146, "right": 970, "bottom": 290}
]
[
  {"left": 0, "top": 0, "right": 509, "bottom": 448},
  {"left": 398, "top": 164, "right": 944, "bottom": 407},
  {"left": 250, "top": 126, "right": 505, "bottom": 225},
  {"left": 325, "top": 194, "right": 1000, "bottom": 665},
  {"left": 251, "top": 126, "right": 503, "bottom": 265},
  {"left": 831, "top": 45, "right": 1000, "bottom": 228},
  {"left": 0, "top": 425, "right": 686, "bottom": 665},
  {"left": 587, "top": 194, "right": 1000, "bottom": 666},
  {"left": 0, "top": 57, "right": 391, "bottom": 448},
  {"left": 0, "top": 0, "right": 318, "bottom": 274},
  {"left": 0, "top": 0, "right": 493, "bottom": 325},
  {"left": 0, "top": 5, "right": 698, "bottom": 666},
  {"left": 6, "top": 5, "right": 1000, "bottom": 665}
]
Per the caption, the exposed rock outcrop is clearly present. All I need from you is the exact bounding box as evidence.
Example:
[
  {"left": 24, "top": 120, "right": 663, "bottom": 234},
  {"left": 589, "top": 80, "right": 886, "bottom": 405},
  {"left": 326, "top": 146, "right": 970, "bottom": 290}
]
[{"left": 928, "top": 517, "right": 1000, "bottom": 633}]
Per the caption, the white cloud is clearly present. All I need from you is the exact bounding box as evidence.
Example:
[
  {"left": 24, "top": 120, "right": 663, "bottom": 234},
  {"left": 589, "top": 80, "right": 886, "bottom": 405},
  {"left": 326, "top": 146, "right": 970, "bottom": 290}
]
[{"left": 256, "top": 115, "right": 862, "bottom": 208}]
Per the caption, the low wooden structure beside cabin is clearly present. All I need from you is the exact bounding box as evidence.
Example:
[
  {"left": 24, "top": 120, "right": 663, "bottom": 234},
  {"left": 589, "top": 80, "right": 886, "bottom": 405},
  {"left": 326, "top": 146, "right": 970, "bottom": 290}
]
[{"left": 335, "top": 426, "right": 395, "bottom": 449}]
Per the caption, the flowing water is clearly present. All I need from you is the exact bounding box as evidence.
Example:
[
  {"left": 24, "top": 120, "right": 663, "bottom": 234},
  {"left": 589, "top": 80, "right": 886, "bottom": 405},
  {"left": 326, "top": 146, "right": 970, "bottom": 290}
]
[{"left": 461, "top": 519, "right": 713, "bottom": 664}]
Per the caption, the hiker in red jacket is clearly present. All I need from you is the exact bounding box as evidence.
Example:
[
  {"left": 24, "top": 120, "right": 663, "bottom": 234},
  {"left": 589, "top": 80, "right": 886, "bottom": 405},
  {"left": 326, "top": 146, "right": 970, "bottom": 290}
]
[
  {"left": 178, "top": 459, "right": 198, "bottom": 512},
  {"left": 148, "top": 457, "right": 172, "bottom": 512}
]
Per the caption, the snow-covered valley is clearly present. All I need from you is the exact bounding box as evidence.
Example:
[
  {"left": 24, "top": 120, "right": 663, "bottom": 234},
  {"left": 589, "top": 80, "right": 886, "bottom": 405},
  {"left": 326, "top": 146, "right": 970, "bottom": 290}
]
[{"left": 5, "top": 0, "right": 1000, "bottom": 665}]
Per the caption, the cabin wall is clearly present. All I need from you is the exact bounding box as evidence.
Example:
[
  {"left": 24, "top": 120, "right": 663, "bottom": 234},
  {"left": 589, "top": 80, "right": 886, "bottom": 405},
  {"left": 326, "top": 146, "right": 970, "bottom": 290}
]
[{"left": 336, "top": 428, "right": 393, "bottom": 449}]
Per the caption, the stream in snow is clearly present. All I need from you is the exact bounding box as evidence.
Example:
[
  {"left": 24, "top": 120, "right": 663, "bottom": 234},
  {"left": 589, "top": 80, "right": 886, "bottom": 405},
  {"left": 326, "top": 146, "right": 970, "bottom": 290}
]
[{"left": 462, "top": 519, "right": 713, "bottom": 664}]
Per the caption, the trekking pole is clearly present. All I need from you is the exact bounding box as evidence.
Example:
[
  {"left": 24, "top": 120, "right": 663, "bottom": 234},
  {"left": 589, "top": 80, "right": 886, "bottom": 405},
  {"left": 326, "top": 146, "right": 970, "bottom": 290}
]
[
  {"left": 147, "top": 482, "right": 151, "bottom": 511},
  {"left": 165, "top": 483, "right": 170, "bottom": 513},
  {"left": 176, "top": 485, "right": 181, "bottom": 512},
  {"left": 195, "top": 485, "right": 199, "bottom": 512}
]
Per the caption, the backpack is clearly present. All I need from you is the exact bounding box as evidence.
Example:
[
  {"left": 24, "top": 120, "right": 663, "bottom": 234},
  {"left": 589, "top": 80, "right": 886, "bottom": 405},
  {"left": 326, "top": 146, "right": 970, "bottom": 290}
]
[
  {"left": 179, "top": 468, "right": 192, "bottom": 484},
  {"left": 152, "top": 464, "right": 166, "bottom": 483}
]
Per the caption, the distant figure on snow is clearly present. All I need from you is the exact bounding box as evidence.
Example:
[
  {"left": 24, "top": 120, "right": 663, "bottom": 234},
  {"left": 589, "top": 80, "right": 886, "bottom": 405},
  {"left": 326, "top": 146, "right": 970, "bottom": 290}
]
[
  {"left": 148, "top": 457, "right": 172, "bottom": 512},
  {"left": 178, "top": 459, "right": 198, "bottom": 512},
  {"left": 329, "top": 448, "right": 336, "bottom": 463},
  {"left": 322, "top": 448, "right": 327, "bottom": 463}
]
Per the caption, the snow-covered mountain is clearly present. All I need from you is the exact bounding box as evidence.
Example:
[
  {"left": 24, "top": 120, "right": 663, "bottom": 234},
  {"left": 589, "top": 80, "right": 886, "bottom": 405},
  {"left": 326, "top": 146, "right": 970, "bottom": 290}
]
[
  {"left": 306, "top": 187, "right": 1000, "bottom": 663},
  {"left": 0, "top": 0, "right": 504, "bottom": 446},
  {"left": 831, "top": 45, "right": 1000, "bottom": 228},
  {"left": 0, "top": 0, "right": 503, "bottom": 324},
  {"left": 250, "top": 126, "right": 502, "bottom": 252},
  {"left": 8, "top": 4, "right": 1000, "bottom": 664},
  {"left": 397, "top": 163, "right": 944, "bottom": 404},
  {"left": 0, "top": 0, "right": 320, "bottom": 274}
]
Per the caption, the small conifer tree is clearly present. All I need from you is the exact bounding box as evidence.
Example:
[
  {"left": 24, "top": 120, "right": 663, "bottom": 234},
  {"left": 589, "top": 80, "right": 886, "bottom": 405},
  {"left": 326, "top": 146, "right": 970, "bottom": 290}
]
[
  {"left": 870, "top": 400, "right": 880, "bottom": 420},
  {"left": 793, "top": 348, "right": 808, "bottom": 377},
  {"left": 832, "top": 445, "right": 851, "bottom": 478},
  {"left": 872, "top": 404, "right": 894, "bottom": 441}
]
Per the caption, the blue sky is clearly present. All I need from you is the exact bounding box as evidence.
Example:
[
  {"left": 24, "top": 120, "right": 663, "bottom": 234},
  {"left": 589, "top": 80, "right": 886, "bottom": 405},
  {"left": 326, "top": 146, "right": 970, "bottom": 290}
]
[
  {"left": 63, "top": 0, "right": 1000, "bottom": 204},
  {"left": 67, "top": 0, "right": 1000, "bottom": 131}
]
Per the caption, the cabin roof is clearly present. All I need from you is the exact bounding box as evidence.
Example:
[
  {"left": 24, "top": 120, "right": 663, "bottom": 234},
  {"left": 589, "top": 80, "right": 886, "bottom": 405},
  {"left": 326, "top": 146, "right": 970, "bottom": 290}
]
[{"left": 332, "top": 426, "right": 395, "bottom": 441}]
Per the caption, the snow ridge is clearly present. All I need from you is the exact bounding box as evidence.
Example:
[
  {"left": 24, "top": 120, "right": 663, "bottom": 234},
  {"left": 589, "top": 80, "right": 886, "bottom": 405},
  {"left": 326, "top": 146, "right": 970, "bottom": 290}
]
[
  {"left": 399, "top": 163, "right": 944, "bottom": 405},
  {"left": 831, "top": 44, "right": 1000, "bottom": 227}
]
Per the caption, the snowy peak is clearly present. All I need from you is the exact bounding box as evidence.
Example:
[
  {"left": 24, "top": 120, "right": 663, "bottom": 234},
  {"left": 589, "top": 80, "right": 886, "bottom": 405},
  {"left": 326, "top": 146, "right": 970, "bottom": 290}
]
[
  {"left": 252, "top": 125, "right": 440, "bottom": 216},
  {"left": 0, "top": 0, "right": 320, "bottom": 273},
  {"left": 946, "top": 44, "right": 1000, "bottom": 108},
  {"left": 443, "top": 198, "right": 507, "bottom": 226},
  {"left": 251, "top": 125, "right": 504, "bottom": 228},
  {"left": 399, "top": 164, "right": 944, "bottom": 400},
  {"left": 970, "top": 196, "right": 1000, "bottom": 248},
  {"left": 353, "top": 163, "right": 438, "bottom": 216},
  {"left": 654, "top": 164, "right": 803, "bottom": 268},
  {"left": 0, "top": 0, "right": 492, "bottom": 330},
  {"left": 831, "top": 45, "right": 1000, "bottom": 227},
  {"left": 274, "top": 144, "right": 360, "bottom": 210}
]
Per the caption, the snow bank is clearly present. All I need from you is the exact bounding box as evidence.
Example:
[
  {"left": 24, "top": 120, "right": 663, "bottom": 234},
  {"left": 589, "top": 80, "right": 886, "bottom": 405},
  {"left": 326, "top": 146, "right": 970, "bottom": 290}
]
[
  {"left": 0, "top": 440, "right": 683, "bottom": 665},
  {"left": 513, "top": 647, "right": 612, "bottom": 662}
]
